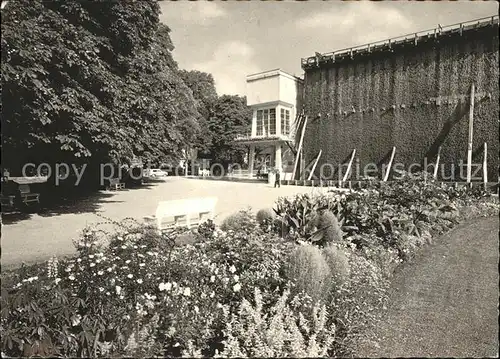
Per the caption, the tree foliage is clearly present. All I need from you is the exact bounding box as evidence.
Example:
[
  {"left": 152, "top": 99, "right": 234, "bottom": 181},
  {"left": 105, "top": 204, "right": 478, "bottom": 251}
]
[
  {"left": 206, "top": 95, "right": 252, "bottom": 167},
  {"left": 1, "top": 0, "right": 199, "bottom": 175}
]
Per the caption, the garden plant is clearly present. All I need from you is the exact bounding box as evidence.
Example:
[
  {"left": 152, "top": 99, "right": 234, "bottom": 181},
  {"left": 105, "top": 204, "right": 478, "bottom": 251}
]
[{"left": 1, "top": 173, "right": 498, "bottom": 358}]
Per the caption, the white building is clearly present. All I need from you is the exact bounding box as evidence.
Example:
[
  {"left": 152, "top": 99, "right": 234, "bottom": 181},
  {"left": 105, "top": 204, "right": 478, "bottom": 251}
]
[{"left": 234, "top": 69, "right": 303, "bottom": 179}]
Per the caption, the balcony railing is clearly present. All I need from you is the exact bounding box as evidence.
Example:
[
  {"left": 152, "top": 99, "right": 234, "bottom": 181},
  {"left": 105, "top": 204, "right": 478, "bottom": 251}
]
[{"left": 234, "top": 133, "right": 293, "bottom": 142}]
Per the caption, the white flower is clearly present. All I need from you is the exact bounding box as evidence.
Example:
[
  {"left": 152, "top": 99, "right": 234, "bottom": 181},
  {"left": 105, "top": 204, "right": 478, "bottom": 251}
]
[
  {"left": 139, "top": 263, "right": 145, "bottom": 267},
  {"left": 133, "top": 245, "right": 138, "bottom": 249},
  {"left": 183, "top": 287, "right": 191, "bottom": 297},
  {"left": 106, "top": 292, "right": 110, "bottom": 296},
  {"left": 71, "top": 314, "right": 81, "bottom": 327},
  {"left": 159, "top": 282, "right": 172, "bottom": 291},
  {"left": 55, "top": 278, "right": 61, "bottom": 285},
  {"left": 121, "top": 245, "right": 127, "bottom": 249},
  {"left": 125, "top": 260, "right": 131, "bottom": 264},
  {"left": 69, "top": 275, "right": 75, "bottom": 281},
  {"left": 138, "top": 253, "right": 145, "bottom": 258},
  {"left": 137, "top": 279, "right": 143, "bottom": 284},
  {"left": 127, "top": 274, "right": 133, "bottom": 279},
  {"left": 233, "top": 283, "right": 241, "bottom": 292},
  {"left": 210, "top": 291, "right": 215, "bottom": 298},
  {"left": 194, "top": 306, "right": 199, "bottom": 314},
  {"left": 89, "top": 263, "right": 95, "bottom": 267},
  {"left": 97, "top": 270, "right": 104, "bottom": 276},
  {"left": 216, "top": 303, "right": 223, "bottom": 309},
  {"left": 233, "top": 275, "right": 239, "bottom": 282},
  {"left": 229, "top": 265, "right": 236, "bottom": 274},
  {"left": 119, "top": 295, "right": 124, "bottom": 300},
  {"left": 115, "top": 285, "right": 122, "bottom": 295},
  {"left": 117, "top": 236, "right": 124, "bottom": 241},
  {"left": 99, "top": 287, "right": 104, "bottom": 292},
  {"left": 210, "top": 275, "right": 215, "bottom": 283},
  {"left": 107, "top": 267, "right": 113, "bottom": 272},
  {"left": 77, "top": 258, "right": 82, "bottom": 263},
  {"left": 88, "top": 254, "right": 95, "bottom": 259}
]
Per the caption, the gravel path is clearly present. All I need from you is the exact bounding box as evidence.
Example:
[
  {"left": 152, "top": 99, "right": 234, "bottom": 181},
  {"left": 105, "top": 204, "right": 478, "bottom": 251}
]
[
  {"left": 1, "top": 177, "right": 335, "bottom": 268},
  {"left": 357, "top": 216, "right": 499, "bottom": 358}
]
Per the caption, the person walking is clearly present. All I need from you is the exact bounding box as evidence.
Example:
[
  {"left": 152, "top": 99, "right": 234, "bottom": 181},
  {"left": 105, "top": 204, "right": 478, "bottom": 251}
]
[{"left": 274, "top": 168, "right": 281, "bottom": 188}]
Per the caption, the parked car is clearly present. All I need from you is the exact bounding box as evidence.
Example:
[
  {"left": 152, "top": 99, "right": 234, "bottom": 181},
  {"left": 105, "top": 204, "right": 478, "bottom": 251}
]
[{"left": 144, "top": 168, "right": 169, "bottom": 181}]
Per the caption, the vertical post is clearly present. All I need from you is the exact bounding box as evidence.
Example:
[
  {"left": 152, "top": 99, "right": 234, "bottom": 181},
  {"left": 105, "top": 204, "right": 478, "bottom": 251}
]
[
  {"left": 275, "top": 143, "right": 282, "bottom": 172},
  {"left": 248, "top": 144, "right": 255, "bottom": 178},
  {"left": 383, "top": 147, "right": 396, "bottom": 182},
  {"left": 483, "top": 142, "right": 488, "bottom": 190},
  {"left": 466, "top": 84, "right": 475, "bottom": 183},
  {"left": 292, "top": 115, "right": 308, "bottom": 180},
  {"left": 433, "top": 146, "right": 441, "bottom": 180}
]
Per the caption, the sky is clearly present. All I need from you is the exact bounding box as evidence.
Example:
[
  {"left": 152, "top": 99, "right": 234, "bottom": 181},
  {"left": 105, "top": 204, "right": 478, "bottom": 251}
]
[{"left": 159, "top": 0, "right": 498, "bottom": 96}]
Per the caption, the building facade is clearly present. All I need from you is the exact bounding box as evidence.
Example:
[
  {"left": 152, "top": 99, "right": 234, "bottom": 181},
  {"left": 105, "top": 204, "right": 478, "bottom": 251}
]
[{"left": 234, "top": 69, "right": 303, "bottom": 178}]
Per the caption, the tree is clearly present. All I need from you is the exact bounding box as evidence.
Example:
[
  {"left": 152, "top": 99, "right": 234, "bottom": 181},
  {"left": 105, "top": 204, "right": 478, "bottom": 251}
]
[
  {"left": 1, "top": 0, "right": 199, "bottom": 182},
  {"left": 206, "top": 95, "right": 252, "bottom": 169},
  {"left": 179, "top": 70, "right": 218, "bottom": 155}
]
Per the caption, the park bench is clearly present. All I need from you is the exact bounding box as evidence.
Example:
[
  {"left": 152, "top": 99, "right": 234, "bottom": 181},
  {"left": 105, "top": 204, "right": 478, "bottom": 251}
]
[
  {"left": 145, "top": 197, "right": 218, "bottom": 232},
  {"left": 18, "top": 184, "right": 40, "bottom": 205},
  {"left": 1, "top": 194, "right": 16, "bottom": 209},
  {"left": 108, "top": 178, "right": 126, "bottom": 191}
]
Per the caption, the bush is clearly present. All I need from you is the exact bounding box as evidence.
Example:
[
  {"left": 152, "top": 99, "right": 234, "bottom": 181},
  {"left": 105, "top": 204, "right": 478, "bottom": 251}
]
[
  {"left": 220, "top": 209, "right": 257, "bottom": 233},
  {"left": 322, "top": 245, "right": 350, "bottom": 288},
  {"left": 310, "top": 210, "right": 344, "bottom": 247},
  {"left": 285, "top": 244, "right": 332, "bottom": 306},
  {"left": 219, "top": 288, "right": 336, "bottom": 358},
  {"left": 256, "top": 208, "right": 275, "bottom": 227}
]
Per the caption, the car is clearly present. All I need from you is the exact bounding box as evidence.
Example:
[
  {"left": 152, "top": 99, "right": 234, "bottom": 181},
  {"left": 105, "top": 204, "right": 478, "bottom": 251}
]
[{"left": 144, "top": 168, "right": 169, "bottom": 181}]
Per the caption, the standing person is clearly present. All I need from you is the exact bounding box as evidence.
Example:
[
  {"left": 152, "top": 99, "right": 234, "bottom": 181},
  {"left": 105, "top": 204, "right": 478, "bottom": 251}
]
[{"left": 274, "top": 168, "right": 281, "bottom": 188}]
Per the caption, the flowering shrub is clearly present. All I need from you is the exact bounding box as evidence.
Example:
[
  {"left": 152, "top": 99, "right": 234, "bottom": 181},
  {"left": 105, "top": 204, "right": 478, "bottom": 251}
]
[
  {"left": 1, "top": 175, "right": 497, "bottom": 358},
  {"left": 219, "top": 288, "right": 337, "bottom": 358}
]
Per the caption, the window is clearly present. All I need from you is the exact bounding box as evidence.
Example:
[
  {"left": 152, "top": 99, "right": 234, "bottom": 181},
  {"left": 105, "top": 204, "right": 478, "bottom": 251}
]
[
  {"left": 256, "top": 108, "right": 277, "bottom": 136},
  {"left": 256, "top": 110, "right": 263, "bottom": 136},
  {"left": 263, "top": 109, "right": 269, "bottom": 136},
  {"left": 281, "top": 108, "right": 290, "bottom": 135},
  {"left": 269, "top": 109, "right": 276, "bottom": 135}
]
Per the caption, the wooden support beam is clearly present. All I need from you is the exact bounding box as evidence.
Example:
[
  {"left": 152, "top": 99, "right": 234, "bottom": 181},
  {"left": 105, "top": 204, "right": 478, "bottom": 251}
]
[
  {"left": 483, "top": 142, "right": 488, "bottom": 189},
  {"left": 383, "top": 147, "right": 396, "bottom": 182},
  {"left": 466, "top": 84, "right": 475, "bottom": 183},
  {"left": 292, "top": 115, "right": 308, "bottom": 180},
  {"left": 342, "top": 149, "right": 357, "bottom": 183},
  {"left": 433, "top": 145, "right": 441, "bottom": 180},
  {"left": 307, "top": 150, "right": 322, "bottom": 181}
]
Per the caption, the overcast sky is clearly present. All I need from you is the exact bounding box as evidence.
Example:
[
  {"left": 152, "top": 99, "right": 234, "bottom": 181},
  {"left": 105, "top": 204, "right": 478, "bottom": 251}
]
[{"left": 159, "top": 0, "right": 498, "bottom": 96}]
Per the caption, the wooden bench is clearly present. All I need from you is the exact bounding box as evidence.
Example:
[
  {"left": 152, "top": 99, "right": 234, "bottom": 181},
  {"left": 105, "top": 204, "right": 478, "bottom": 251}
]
[
  {"left": 108, "top": 178, "right": 125, "bottom": 190},
  {"left": 1, "top": 194, "right": 16, "bottom": 209},
  {"left": 145, "top": 197, "right": 218, "bottom": 232},
  {"left": 18, "top": 184, "right": 40, "bottom": 205}
]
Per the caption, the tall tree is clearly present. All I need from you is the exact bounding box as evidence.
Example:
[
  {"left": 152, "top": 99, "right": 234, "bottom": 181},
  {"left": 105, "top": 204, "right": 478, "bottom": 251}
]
[
  {"left": 1, "top": 0, "right": 199, "bottom": 179},
  {"left": 206, "top": 95, "right": 252, "bottom": 168},
  {"left": 179, "top": 70, "right": 218, "bottom": 155}
]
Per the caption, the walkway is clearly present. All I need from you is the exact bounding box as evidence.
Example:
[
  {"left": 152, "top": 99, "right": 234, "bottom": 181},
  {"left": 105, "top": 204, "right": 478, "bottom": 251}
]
[
  {"left": 357, "top": 216, "right": 499, "bottom": 358},
  {"left": 1, "top": 177, "right": 333, "bottom": 268}
]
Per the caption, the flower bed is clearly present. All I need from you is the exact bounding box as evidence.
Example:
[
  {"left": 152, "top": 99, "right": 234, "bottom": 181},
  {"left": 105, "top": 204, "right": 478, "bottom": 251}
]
[{"left": 1, "top": 174, "right": 498, "bottom": 358}]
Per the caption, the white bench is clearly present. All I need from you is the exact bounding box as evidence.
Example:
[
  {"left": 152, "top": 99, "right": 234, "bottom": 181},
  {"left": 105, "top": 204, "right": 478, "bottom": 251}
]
[{"left": 145, "top": 197, "right": 218, "bottom": 232}]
